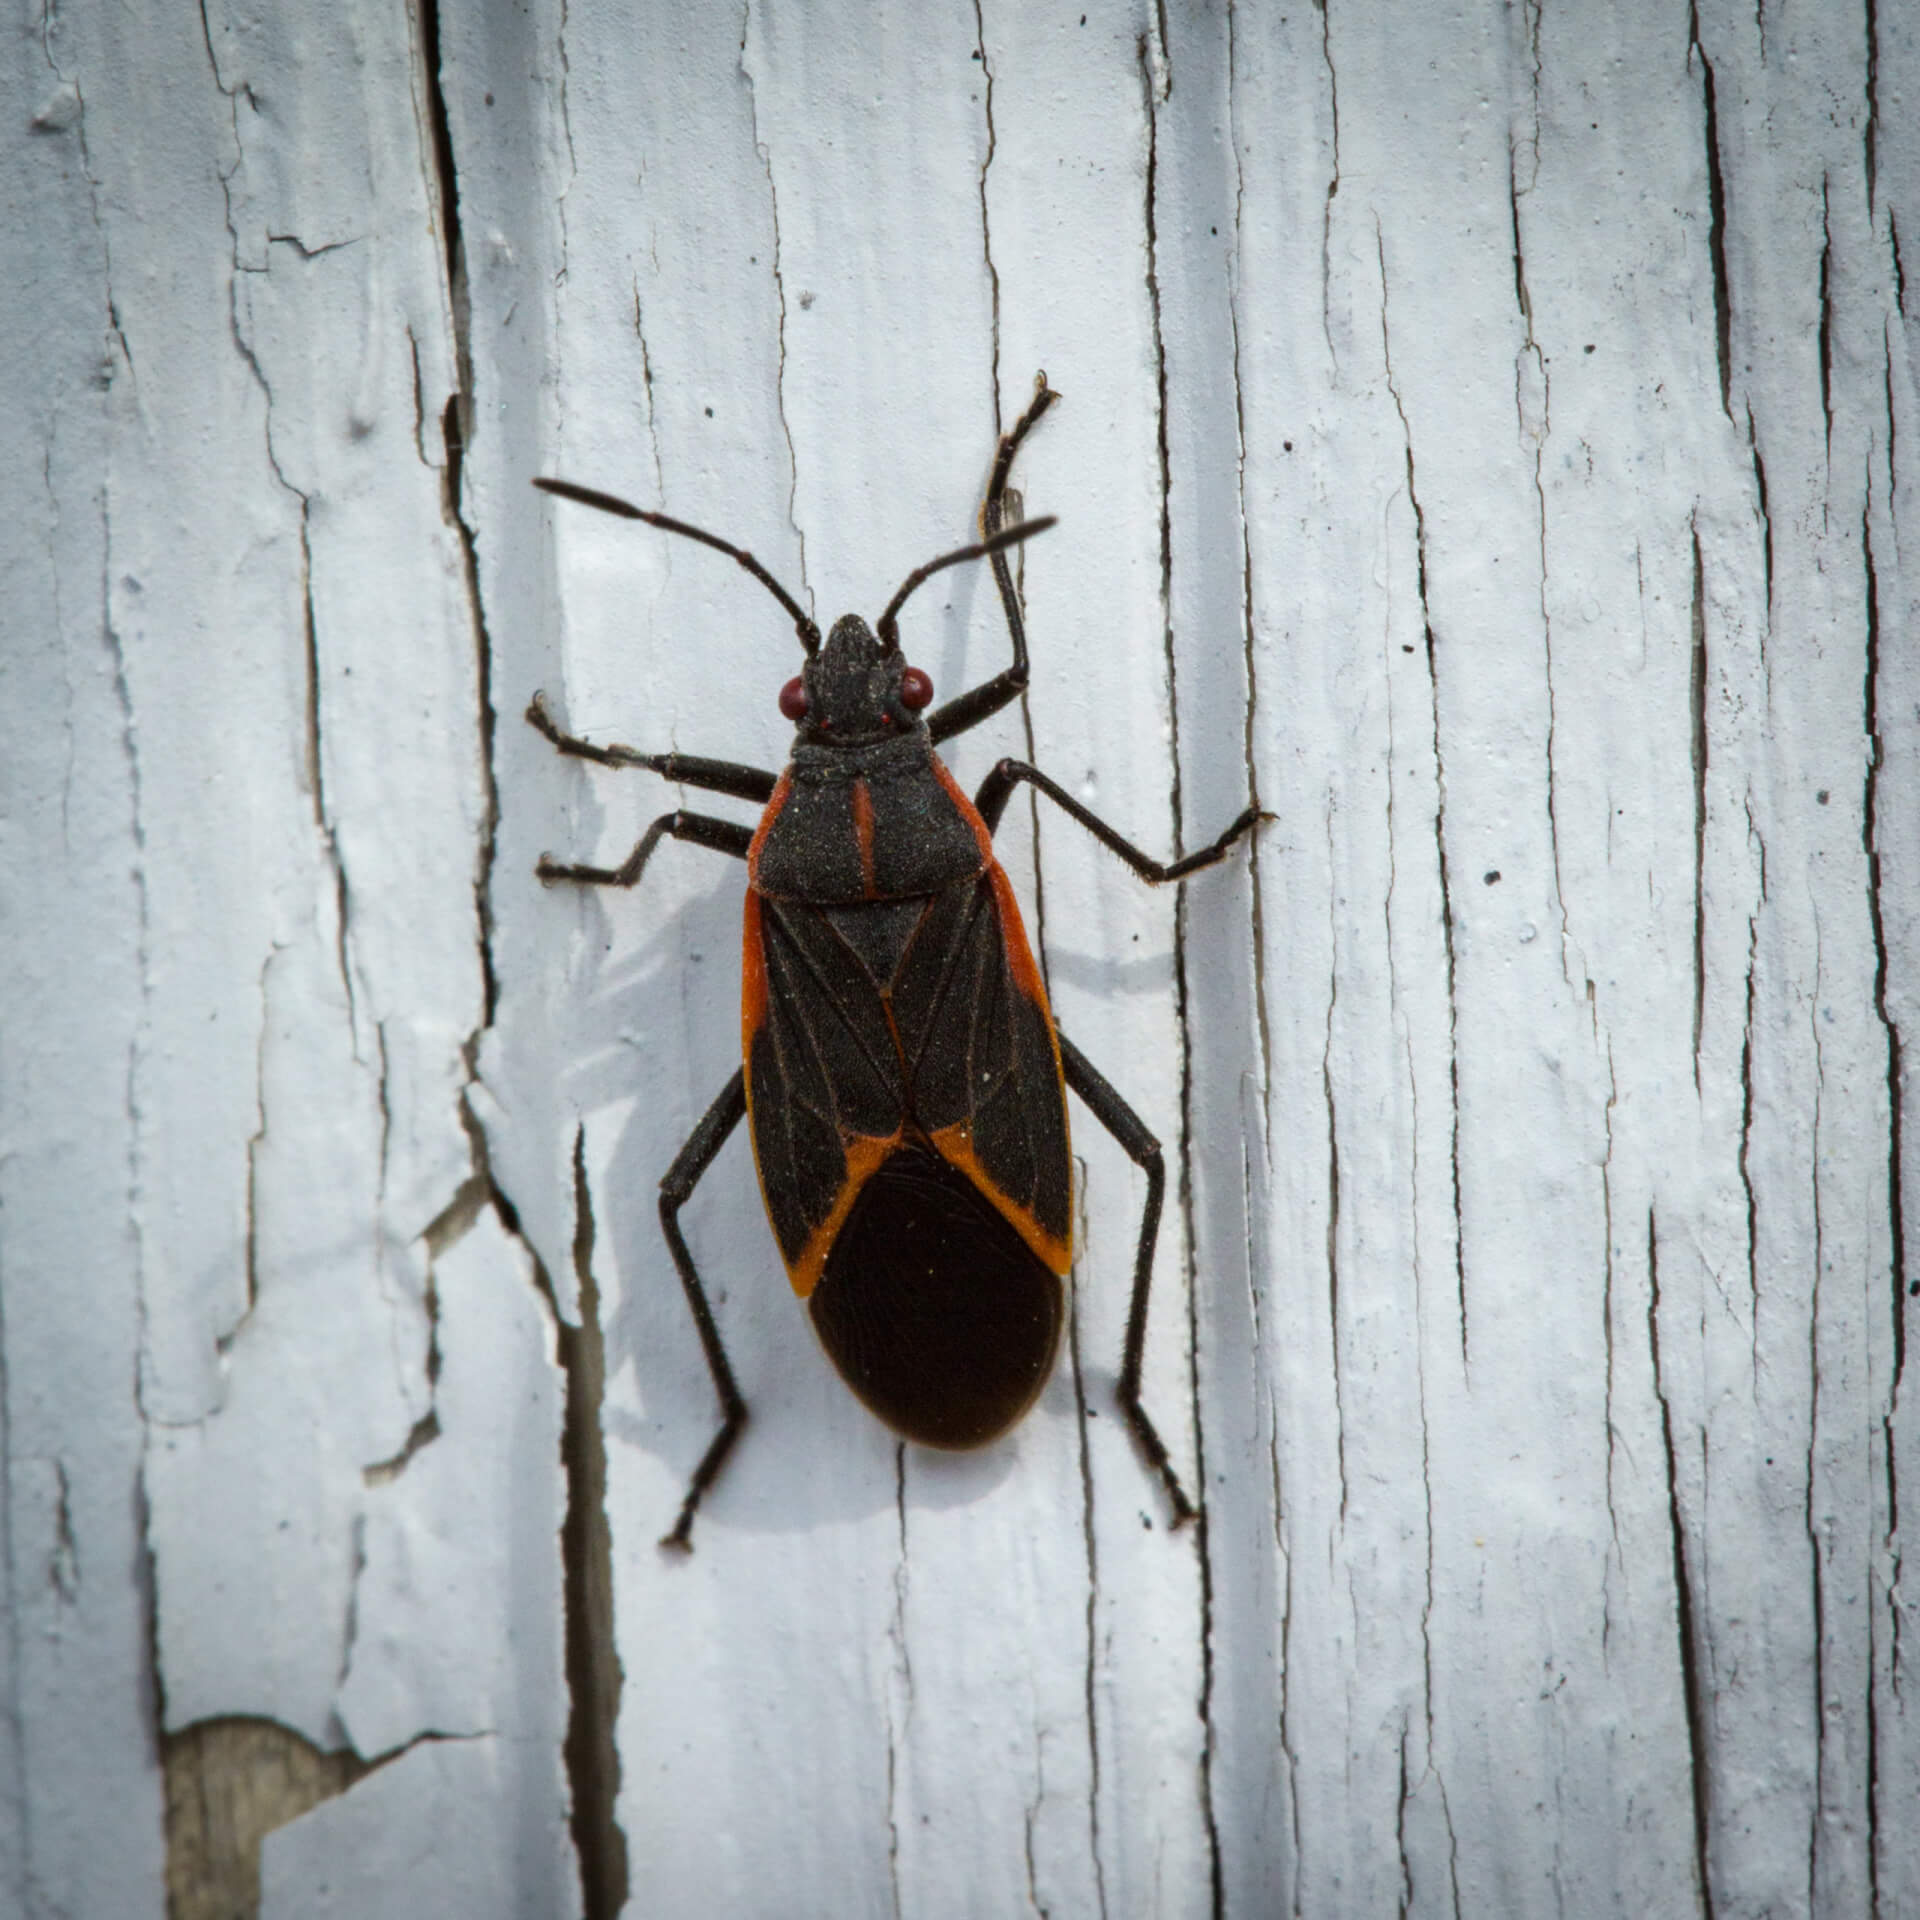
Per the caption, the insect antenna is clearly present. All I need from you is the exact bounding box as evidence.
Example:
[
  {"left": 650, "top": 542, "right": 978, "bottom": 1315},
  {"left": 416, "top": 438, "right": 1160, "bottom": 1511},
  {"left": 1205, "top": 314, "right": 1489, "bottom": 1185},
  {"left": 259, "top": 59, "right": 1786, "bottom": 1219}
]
[
  {"left": 875, "top": 516, "right": 1058, "bottom": 649},
  {"left": 533, "top": 475, "right": 821, "bottom": 654}
]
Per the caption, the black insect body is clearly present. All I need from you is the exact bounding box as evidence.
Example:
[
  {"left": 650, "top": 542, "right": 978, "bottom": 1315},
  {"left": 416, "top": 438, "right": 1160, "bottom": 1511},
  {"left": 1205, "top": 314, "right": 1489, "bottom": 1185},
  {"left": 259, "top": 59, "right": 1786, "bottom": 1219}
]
[{"left": 530, "top": 376, "right": 1260, "bottom": 1548}]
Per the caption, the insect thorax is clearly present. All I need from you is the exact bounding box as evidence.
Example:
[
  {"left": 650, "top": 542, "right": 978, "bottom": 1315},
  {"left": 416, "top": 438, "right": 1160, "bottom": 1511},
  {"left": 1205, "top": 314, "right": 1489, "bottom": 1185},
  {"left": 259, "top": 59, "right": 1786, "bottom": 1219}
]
[{"left": 752, "top": 737, "right": 987, "bottom": 905}]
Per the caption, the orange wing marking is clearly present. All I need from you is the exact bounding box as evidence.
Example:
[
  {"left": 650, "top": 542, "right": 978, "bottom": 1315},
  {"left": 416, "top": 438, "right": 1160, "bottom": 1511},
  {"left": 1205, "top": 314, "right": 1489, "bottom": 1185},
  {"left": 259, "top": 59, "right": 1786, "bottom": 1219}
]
[
  {"left": 928, "top": 1121, "right": 1071, "bottom": 1276},
  {"left": 927, "top": 824, "right": 1068, "bottom": 1272},
  {"left": 745, "top": 769, "right": 794, "bottom": 888},
  {"left": 785, "top": 1131, "right": 903, "bottom": 1298},
  {"left": 983, "top": 862, "right": 1054, "bottom": 1019},
  {"left": 741, "top": 891, "right": 769, "bottom": 1058}
]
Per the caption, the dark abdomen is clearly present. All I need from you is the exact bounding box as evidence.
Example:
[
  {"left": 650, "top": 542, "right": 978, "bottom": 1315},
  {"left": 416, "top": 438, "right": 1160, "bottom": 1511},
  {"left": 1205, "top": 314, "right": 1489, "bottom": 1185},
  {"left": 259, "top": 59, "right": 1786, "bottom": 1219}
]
[{"left": 807, "top": 1145, "right": 1064, "bottom": 1448}]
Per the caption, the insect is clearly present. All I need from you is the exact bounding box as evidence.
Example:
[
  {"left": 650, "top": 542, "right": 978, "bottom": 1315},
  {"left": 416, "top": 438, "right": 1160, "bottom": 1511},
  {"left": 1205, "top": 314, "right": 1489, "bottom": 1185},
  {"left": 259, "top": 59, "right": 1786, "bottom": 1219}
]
[{"left": 530, "top": 375, "right": 1260, "bottom": 1549}]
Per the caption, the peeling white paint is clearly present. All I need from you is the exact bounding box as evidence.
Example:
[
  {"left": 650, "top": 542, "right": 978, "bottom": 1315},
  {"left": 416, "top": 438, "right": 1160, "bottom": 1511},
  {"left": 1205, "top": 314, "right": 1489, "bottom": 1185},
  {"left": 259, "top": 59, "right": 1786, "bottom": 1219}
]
[
  {"left": 338, "top": 1213, "right": 565, "bottom": 1761},
  {"left": 260, "top": 1733, "right": 573, "bottom": 1918},
  {"left": 5, "top": 0, "right": 571, "bottom": 1910},
  {"left": 7, "top": 0, "right": 1919, "bottom": 1914},
  {"left": 2, "top": 1, "right": 167, "bottom": 1908}
]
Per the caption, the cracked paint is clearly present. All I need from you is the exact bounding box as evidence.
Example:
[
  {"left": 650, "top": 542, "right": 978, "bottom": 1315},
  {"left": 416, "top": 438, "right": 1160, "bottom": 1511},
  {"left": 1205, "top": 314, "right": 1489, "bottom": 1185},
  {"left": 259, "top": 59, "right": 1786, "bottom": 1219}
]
[
  {"left": 13, "top": 0, "right": 1920, "bottom": 1914},
  {"left": 1650, "top": 1211, "right": 1717, "bottom": 1917},
  {"left": 0, "top": 26, "right": 171, "bottom": 1916},
  {"left": 738, "top": 6, "right": 814, "bottom": 616},
  {"left": 1378, "top": 255, "right": 1468, "bottom": 1372},
  {"left": 554, "top": 1134, "right": 629, "bottom": 1916},
  {"left": 1693, "top": 523, "right": 1711, "bottom": 1084},
  {"left": 1690, "top": 8, "right": 1734, "bottom": 422},
  {"left": 1862, "top": 442, "right": 1908, "bottom": 1391},
  {"left": 26, "top": 0, "right": 570, "bottom": 1911}
]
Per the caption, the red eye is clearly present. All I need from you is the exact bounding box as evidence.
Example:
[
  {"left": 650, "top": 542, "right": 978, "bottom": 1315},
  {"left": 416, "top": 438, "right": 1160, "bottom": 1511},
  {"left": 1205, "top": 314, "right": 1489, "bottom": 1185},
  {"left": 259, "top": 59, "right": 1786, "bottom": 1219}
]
[
  {"left": 899, "top": 667, "right": 934, "bottom": 711},
  {"left": 779, "top": 676, "right": 809, "bottom": 721}
]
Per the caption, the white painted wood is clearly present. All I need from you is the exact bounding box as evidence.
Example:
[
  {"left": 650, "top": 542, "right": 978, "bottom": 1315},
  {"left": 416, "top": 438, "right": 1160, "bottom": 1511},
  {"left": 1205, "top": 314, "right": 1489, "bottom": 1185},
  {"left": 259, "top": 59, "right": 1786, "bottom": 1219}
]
[
  {"left": 0, "top": 22, "right": 163, "bottom": 1896},
  {"left": 1, "top": 19, "right": 163, "bottom": 1912},
  {"left": 6, "top": 0, "right": 1916, "bottom": 1915},
  {"left": 260, "top": 1732, "right": 574, "bottom": 1918},
  {"left": 4, "top": 0, "right": 572, "bottom": 1912}
]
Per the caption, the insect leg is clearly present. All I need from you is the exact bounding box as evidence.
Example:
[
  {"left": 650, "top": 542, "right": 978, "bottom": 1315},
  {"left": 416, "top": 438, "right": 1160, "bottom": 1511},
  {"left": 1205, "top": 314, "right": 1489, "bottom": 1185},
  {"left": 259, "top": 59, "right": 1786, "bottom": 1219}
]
[
  {"left": 926, "top": 373, "right": 1059, "bottom": 746},
  {"left": 528, "top": 692, "right": 777, "bottom": 803},
  {"left": 1054, "top": 1032, "right": 1196, "bottom": 1527},
  {"left": 974, "top": 760, "right": 1263, "bottom": 882},
  {"left": 657, "top": 1069, "right": 750, "bottom": 1551},
  {"left": 537, "top": 812, "right": 753, "bottom": 889}
]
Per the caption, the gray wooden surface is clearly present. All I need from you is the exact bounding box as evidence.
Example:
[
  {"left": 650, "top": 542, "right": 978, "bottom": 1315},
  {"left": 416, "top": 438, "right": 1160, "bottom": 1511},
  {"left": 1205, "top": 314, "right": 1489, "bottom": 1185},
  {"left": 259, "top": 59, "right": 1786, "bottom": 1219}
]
[{"left": 4, "top": 1, "right": 1914, "bottom": 1914}]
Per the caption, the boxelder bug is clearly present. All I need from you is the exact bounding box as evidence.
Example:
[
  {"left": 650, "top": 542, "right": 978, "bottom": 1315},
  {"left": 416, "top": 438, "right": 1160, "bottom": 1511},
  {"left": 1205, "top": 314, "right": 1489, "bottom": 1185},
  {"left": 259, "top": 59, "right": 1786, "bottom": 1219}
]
[{"left": 530, "top": 375, "right": 1260, "bottom": 1549}]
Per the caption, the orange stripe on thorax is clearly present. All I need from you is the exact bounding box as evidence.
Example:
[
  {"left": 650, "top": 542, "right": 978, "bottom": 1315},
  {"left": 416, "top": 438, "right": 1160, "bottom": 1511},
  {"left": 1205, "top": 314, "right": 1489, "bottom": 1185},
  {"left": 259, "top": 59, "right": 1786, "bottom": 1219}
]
[
  {"left": 745, "top": 769, "right": 794, "bottom": 889},
  {"left": 851, "top": 778, "right": 878, "bottom": 898},
  {"left": 930, "top": 755, "right": 995, "bottom": 864}
]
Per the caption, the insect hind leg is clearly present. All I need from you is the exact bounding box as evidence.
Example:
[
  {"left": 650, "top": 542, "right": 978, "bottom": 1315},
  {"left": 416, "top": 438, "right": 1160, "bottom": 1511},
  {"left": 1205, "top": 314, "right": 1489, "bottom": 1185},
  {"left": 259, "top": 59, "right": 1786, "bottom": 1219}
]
[
  {"left": 657, "top": 1070, "right": 750, "bottom": 1550},
  {"left": 1056, "top": 1031, "right": 1197, "bottom": 1528}
]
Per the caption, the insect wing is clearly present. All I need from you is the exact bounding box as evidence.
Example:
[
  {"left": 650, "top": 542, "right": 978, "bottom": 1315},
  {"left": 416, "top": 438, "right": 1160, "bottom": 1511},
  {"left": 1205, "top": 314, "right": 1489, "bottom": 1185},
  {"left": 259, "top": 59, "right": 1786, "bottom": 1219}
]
[
  {"left": 742, "top": 892, "right": 906, "bottom": 1295},
  {"left": 893, "top": 864, "right": 1073, "bottom": 1276}
]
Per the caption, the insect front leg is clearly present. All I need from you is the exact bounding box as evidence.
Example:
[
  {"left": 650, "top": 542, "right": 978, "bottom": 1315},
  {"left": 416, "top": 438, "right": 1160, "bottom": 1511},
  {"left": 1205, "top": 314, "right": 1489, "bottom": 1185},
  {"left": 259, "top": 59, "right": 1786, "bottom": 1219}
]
[
  {"left": 926, "top": 372, "right": 1059, "bottom": 747},
  {"left": 973, "top": 759, "right": 1264, "bottom": 882},
  {"left": 657, "top": 1070, "right": 750, "bottom": 1551},
  {"left": 1055, "top": 1033, "right": 1195, "bottom": 1527},
  {"left": 537, "top": 812, "right": 753, "bottom": 889},
  {"left": 528, "top": 692, "right": 777, "bottom": 803}
]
